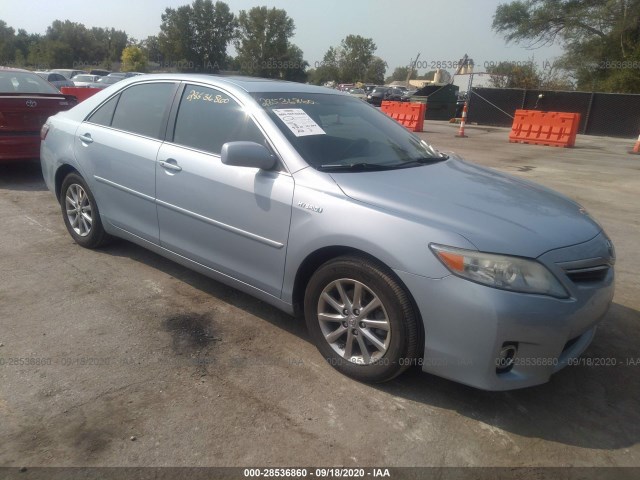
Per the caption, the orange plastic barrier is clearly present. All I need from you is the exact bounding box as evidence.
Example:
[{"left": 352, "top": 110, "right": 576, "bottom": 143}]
[
  {"left": 509, "top": 109, "right": 581, "bottom": 148},
  {"left": 60, "top": 87, "right": 102, "bottom": 103},
  {"left": 380, "top": 101, "right": 426, "bottom": 132}
]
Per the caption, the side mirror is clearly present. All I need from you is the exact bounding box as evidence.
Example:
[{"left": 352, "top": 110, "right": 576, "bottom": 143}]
[{"left": 221, "top": 141, "right": 276, "bottom": 170}]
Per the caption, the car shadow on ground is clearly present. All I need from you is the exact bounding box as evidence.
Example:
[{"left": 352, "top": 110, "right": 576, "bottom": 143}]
[
  {"left": 94, "top": 240, "right": 309, "bottom": 340},
  {"left": 95, "top": 239, "right": 640, "bottom": 451},
  {"left": 0, "top": 160, "right": 48, "bottom": 192}
]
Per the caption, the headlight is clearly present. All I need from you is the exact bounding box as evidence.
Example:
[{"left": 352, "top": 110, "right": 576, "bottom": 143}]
[{"left": 430, "top": 244, "right": 569, "bottom": 298}]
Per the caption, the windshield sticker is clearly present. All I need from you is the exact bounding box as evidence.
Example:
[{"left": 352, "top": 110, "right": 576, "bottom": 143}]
[
  {"left": 186, "top": 89, "right": 230, "bottom": 104},
  {"left": 273, "top": 108, "right": 326, "bottom": 137},
  {"left": 259, "top": 97, "right": 316, "bottom": 107}
]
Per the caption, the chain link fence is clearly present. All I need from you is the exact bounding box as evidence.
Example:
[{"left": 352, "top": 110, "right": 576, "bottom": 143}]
[{"left": 466, "top": 87, "right": 640, "bottom": 138}]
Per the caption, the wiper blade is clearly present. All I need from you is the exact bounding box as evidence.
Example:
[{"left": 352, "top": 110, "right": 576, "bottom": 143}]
[
  {"left": 391, "top": 155, "right": 448, "bottom": 169},
  {"left": 316, "top": 162, "right": 394, "bottom": 171},
  {"left": 317, "top": 155, "right": 448, "bottom": 172}
]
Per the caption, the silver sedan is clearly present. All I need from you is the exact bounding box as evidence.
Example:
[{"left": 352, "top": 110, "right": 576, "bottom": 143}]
[{"left": 40, "top": 75, "right": 615, "bottom": 390}]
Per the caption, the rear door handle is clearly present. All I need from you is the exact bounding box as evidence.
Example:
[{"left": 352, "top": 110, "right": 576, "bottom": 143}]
[
  {"left": 79, "top": 133, "right": 93, "bottom": 144},
  {"left": 159, "top": 159, "right": 182, "bottom": 172}
]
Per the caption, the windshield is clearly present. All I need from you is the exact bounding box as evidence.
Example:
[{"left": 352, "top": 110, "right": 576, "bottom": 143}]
[
  {"left": 253, "top": 92, "right": 444, "bottom": 171},
  {"left": 74, "top": 75, "right": 95, "bottom": 82},
  {"left": 0, "top": 71, "right": 60, "bottom": 94}
]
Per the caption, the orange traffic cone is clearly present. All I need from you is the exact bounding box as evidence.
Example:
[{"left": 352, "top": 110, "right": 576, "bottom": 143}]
[
  {"left": 632, "top": 133, "right": 640, "bottom": 154},
  {"left": 455, "top": 102, "right": 468, "bottom": 138}
]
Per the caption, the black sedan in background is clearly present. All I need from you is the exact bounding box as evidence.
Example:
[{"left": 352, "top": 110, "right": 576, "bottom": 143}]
[{"left": 366, "top": 87, "right": 405, "bottom": 106}]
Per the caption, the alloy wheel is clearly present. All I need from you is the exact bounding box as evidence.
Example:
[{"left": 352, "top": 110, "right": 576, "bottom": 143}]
[
  {"left": 65, "top": 184, "right": 92, "bottom": 237},
  {"left": 317, "top": 278, "right": 391, "bottom": 365}
]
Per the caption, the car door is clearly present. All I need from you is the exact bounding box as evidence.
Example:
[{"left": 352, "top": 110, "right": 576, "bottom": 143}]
[
  {"left": 74, "top": 81, "right": 178, "bottom": 243},
  {"left": 156, "top": 83, "right": 294, "bottom": 297}
]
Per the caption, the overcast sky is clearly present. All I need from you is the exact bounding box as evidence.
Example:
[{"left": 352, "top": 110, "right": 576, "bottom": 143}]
[{"left": 0, "top": 0, "right": 564, "bottom": 73}]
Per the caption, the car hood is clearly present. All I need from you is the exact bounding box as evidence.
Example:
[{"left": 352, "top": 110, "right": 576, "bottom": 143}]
[{"left": 330, "top": 157, "right": 601, "bottom": 258}]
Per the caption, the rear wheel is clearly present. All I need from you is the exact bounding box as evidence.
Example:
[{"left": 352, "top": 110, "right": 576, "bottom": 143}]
[
  {"left": 304, "top": 255, "right": 420, "bottom": 383},
  {"left": 60, "top": 173, "right": 111, "bottom": 248}
]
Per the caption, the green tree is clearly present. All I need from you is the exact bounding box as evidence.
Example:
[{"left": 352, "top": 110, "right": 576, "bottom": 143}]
[
  {"left": 103, "top": 28, "right": 129, "bottom": 64},
  {"left": 159, "top": 0, "right": 236, "bottom": 71},
  {"left": 386, "top": 66, "right": 416, "bottom": 83},
  {"left": 338, "top": 35, "right": 376, "bottom": 83},
  {"left": 121, "top": 45, "right": 148, "bottom": 72},
  {"left": 0, "top": 20, "right": 16, "bottom": 63},
  {"left": 493, "top": 0, "right": 640, "bottom": 93},
  {"left": 158, "top": 5, "right": 193, "bottom": 66},
  {"left": 0, "top": 22, "right": 39, "bottom": 66},
  {"left": 141, "top": 35, "right": 163, "bottom": 65},
  {"left": 365, "top": 57, "right": 387, "bottom": 84},
  {"left": 191, "top": 0, "right": 236, "bottom": 70},
  {"left": 418, "top": 70, "right": 437, "bottom": 80},
  {"left": 315, "top": 35, "right": 379, "bottom": 83},
  {"left": 486, "top": 61, "right": 541, "bottom": 89},
  {"left": 46, "top": 20, "right": 95, "bottom": 67},
  {"left": 235, "top": 6, "right": 307, "bottom": 80},
  {"left": 311, "top": 46, "right": 340, "bottom": 84},
  {"left": 0, "top": 19, "right": 127, "bottom": 69}
]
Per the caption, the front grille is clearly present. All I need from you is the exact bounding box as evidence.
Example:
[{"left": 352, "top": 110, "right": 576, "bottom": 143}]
[{"left": 564, "top": 265, "right": 609, "bottom": 284}]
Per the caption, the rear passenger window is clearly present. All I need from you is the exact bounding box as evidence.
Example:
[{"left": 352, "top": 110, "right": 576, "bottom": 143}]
[
  {"left": 110, "top": 83, "right": 176, "bottom": 139},
  {"left": 87, "top": 95, "right": 120, "bottom": 127},
  {"left": 172, "top": 85, "right": 265, "bottom": 155}
]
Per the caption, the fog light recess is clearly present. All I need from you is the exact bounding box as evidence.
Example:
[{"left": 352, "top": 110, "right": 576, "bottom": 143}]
[{"left": 496, "top": 342, "right": 518, "bottom": 374}]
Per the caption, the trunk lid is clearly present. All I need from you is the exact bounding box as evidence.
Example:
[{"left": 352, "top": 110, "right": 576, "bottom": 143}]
[{"left": 0, "top": 93, "right": 76, "bottom": 133}]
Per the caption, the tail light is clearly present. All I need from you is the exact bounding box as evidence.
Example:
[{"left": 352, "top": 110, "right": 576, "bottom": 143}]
[{"left": 40, "top": 123, "right": 50, "bottom": 141}]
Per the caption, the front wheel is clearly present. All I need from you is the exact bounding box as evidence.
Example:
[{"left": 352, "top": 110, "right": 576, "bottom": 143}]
[
  {"left": 304, "top": 255, "right": 421, "bottom": 383},
  {"left": 60, "top": 173, "right": 111, "bottom": 248}
]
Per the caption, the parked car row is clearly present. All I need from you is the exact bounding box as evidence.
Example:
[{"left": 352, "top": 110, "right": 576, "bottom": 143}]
[
  {"left": 324, "top": 83, "right": 421, "bottom": 106},
  {"left": 35, "top": 71, "right": 75, "bottom": 90},
  {"left": 335, "top": 84, "right": 420, "bottom": 106},
  {"left": 31, "top": 69, "right": 145, "bottom": 92}
]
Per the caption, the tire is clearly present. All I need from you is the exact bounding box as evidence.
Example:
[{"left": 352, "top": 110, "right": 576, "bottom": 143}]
[
  {"left": 60, "top": 173, "right": 111, "bottom": 249},
  {"left": 304, "top": 255, "right": 421, "bottom": 383}
]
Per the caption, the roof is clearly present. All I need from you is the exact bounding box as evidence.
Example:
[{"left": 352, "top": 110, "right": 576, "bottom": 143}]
[{"left": 126, "top": 73, "right": 339, "bottom": 94}]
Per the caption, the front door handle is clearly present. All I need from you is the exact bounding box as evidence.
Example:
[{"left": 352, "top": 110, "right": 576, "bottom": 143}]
[
  {"left": 159, "top": 159, "right": 182, "bottom": 172},
  {"left": 79, "top": 133, "right": 93, "bottom": 144}
]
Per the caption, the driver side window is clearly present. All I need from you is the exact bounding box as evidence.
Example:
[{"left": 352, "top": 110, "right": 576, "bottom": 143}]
[{"left": 172, "top": 85, "right": 266, "bottom": 155}]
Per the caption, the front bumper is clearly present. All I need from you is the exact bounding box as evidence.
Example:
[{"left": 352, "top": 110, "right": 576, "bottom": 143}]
[{"left": 394, "top": 236, "right": 615, "bottom": 391}]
